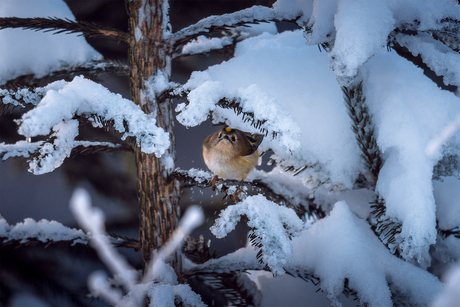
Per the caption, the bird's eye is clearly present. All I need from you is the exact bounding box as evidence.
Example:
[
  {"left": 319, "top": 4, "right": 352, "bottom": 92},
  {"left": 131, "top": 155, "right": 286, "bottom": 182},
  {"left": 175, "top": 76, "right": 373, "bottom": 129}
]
[
  {"left": 231, "top": 136, "right": 236, "bottom": 142},
  {"left": 218, "top": 133, "right": 222, "bottom": 138}
]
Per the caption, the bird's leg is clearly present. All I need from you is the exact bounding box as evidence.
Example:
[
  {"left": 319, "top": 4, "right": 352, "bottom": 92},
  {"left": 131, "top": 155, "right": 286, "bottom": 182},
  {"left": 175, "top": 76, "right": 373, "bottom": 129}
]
[
  {"left": 209, "top": 175, "right": 223, "bottom": 191},
  {"left": 232, "top": 180, "right": 245, "bottom": 202}
]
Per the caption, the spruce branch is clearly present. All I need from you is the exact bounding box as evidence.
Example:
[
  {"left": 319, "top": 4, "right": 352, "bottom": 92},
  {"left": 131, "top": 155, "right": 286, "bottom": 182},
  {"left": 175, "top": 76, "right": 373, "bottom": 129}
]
[
  {"left": 342, "top": 81, "right": 383, "bottom": 185},
  {"left": 0, "top": 231, "right": 139, "bottom": 249},
  {"left": 0, "top": 17, "right": 130, "bottom": 42},
  {"left": 182, "top": 235, "right": 219, "bottom": 265},
  {"left": 186, "top": 272, "right": 261, "bottom": 307},
  {"left": 369, "top": 196, "right": 403, "bottom": 257},
  {"left": 169, "top": 5, "right": 301, "bottom": 51},
  {"left": 433, "top": 154, "right": 460, "bottom": 180},
  {"left": 171, "top": 169, "right": 326, "bottom": 219},
  {"left": 0, "top": 86, "right": 44, "bottom": 114},
  {"left": 438, "top": 227, "right": 460, "bottom": 239},
  {"left": 2, "top": 60, "right": 129, "bottom": 88}
]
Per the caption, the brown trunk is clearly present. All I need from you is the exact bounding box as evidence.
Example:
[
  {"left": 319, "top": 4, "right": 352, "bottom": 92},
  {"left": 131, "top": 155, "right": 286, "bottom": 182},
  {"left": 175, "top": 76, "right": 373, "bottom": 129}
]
[{"left": 127, "top": 0, "right": 181, "bottom": 272}]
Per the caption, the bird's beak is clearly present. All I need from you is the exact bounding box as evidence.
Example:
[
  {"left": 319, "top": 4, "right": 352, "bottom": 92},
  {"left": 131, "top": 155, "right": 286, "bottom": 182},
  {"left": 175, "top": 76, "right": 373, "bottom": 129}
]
[{"left": 221, "top": 135, "right": 233, "bottom": 145}]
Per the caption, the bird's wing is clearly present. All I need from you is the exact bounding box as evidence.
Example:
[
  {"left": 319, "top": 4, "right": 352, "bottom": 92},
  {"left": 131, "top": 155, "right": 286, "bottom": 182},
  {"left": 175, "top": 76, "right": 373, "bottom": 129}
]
[{"left": 242, "top": 132, "right": 264, "bottom": 156}]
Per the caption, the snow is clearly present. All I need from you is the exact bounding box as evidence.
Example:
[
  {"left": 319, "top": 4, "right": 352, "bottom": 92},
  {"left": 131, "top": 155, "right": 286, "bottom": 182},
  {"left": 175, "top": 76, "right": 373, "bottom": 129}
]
[
  {"left": 177, "top": 30, "right": 362, "bottom": 189},
  {"left": 0, "top": 215, "right": 87, "bottom": 245},
  {"left": 0, "top": 139, "right": 123, "bottom": 174},
  {"left": 395, "top": 33, "right": 460, "bottom": 88},
  {"left": 14, "top": 76, "right": 169, "bottom": 170},
  {"left": 181, "top": 36, "right": 233, "bottom": 56},
  {"left": 171, "top": 5, "right": 297, "bottom": 45},
  {"left": 204, "top": 201, "right": 443, "bottom": 307},
  {"left": 362, "top": 50, "right": 460, "bottom": 260},
  {"left": 433, "top": 177, "right": 460, "bottom": 230},
  {"left": 211, "top": 194, "right": 304, "bottom": 275},
  {"left": 432, "top": 264, "right": 460, "bottom": 307},
  {"left": 0, "top": 0, "right": 102, "bottom": 84},
  {"left": 330, "top": 0, "right": 395, "bottom": 81}
]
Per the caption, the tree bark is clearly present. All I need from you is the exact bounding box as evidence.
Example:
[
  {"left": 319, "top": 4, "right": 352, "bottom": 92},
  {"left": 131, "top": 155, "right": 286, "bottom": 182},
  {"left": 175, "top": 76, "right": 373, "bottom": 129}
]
[{"left": 126, "top": 0, "right": 181, "bottom": 272}]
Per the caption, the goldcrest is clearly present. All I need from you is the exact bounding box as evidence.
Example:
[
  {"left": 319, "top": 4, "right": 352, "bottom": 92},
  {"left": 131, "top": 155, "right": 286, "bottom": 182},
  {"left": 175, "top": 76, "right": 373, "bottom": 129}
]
[{"left": 203, "top": 127, "right": 264, "bottom": 181}]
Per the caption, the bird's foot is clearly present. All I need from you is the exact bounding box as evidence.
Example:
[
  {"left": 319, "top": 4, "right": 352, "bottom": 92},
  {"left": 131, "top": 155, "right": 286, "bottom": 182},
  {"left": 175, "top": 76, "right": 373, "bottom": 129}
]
[
  {"left": 209, "top": 175, "right": 223, "bottom": 191},
  {"left": 231, "top": 180, "right": 245, "bottom": 202}
]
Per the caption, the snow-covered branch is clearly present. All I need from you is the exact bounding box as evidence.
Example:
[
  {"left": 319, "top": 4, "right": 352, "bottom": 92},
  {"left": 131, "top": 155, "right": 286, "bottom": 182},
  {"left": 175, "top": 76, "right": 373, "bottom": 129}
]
[
  {"left": 211, "top": 194, "right": 304, "bottom": 275},
  {"left": 0, "top": 17, "right": 130, "bottom": 42},
  {"left": 172, "top": 168, "right": 326, "bottom": 219},
  {"left": 1, "top": 60, "right": 129, "bottom": 88},
  {"left": 0, "top": 86, "right": 44, "bottom": 114},
  {"left": 3, "top": 76, "right": 170, "bottom": 175},
  {"left": 169, "top": 5, "right": 302, "bottom": 51}
]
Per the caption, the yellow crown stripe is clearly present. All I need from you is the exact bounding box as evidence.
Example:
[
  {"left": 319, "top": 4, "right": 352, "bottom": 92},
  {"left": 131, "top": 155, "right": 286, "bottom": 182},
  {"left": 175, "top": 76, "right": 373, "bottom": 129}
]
[{"left": 225, "top": 127, "right": 232, "bottom": 132}]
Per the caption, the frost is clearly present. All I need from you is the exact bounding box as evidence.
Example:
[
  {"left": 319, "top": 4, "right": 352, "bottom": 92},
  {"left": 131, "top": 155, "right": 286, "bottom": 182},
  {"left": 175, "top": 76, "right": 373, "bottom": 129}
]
[
  {"left": 211, "top": 194, "right": 303, "bottom": 275},
  {"left": 0, "top": 0, "right": 102, "bottom": 84}
]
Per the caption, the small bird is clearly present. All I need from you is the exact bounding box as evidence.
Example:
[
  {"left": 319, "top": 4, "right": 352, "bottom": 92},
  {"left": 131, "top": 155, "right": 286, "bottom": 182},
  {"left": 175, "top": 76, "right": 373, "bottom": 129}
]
[{"left": 203, "top": 126, "right": 264, "bottom": 199}]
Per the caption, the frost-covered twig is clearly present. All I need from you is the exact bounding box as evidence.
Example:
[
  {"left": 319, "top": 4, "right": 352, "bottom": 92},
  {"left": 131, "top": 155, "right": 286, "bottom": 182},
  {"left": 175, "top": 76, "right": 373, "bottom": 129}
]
[
  {"left": 0, "top": 17, "right": 130, "bottom": 42},
  {"left": 70, "top": 188, "right": 138, "bottom": 298},
  {"left": 69, "top": 188, "right": 206, "bottom": 306}
]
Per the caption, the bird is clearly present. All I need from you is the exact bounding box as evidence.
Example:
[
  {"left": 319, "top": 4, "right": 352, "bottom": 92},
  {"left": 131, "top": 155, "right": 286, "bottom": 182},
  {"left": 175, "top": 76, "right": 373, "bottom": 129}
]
[{"left": 203, "top": 126, "right": 264, "bottom": 200}]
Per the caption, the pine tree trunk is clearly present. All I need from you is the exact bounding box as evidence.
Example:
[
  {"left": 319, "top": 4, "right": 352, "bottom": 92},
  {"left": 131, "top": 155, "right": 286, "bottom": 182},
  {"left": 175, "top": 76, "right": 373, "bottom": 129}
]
[{"left": 126, "top": 0, "right": 181, "bottom": 272}]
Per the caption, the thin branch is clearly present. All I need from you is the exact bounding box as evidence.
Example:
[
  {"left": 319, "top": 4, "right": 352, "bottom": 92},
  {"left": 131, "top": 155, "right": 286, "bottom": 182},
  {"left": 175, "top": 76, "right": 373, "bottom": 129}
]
[{"left": 0, "top": 17, "right": 130, "bottom": 43}]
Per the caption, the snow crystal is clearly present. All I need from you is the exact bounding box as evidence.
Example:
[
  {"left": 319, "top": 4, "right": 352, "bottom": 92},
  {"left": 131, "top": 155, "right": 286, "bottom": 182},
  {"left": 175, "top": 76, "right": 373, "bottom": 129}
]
[
  {"left": 211, "top": 194, "right": 303, "bottom": 275},
  {"left": 17, "top": 76, "right": 170, "bottom": 157},
  {"left": 362, "top": 51, "right": 460, "bottom": 260},
  {"left": 0, "top": 0, "right": 102, "bottom": 84},
  {"left": 177, "top": 30, "right": 362, "bottom": 188}
]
